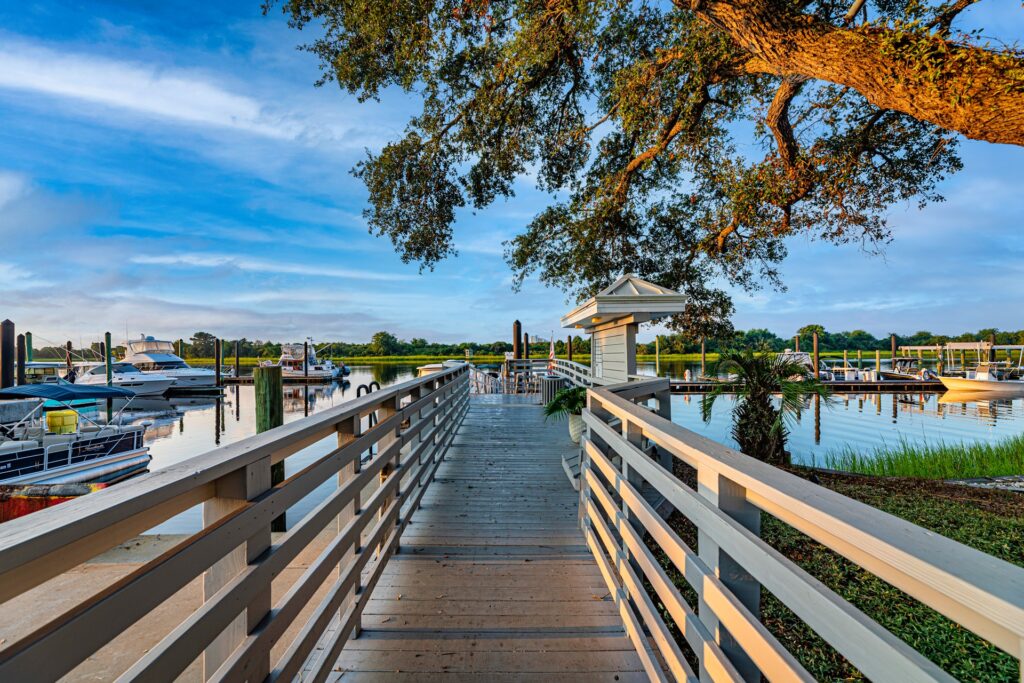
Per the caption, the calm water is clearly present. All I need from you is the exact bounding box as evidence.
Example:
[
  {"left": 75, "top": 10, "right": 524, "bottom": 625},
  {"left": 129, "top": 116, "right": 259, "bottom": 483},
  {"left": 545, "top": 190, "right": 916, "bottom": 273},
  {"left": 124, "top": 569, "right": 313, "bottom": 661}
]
[
  {"left": 101, "top": 364, "right": 420, "bottom": 533},
  {"left": 634, "top": 361, "right": 1024, "bottom": 466},
  {"left": 86, "top": 361, "right": 1024, "bottom": 532}
]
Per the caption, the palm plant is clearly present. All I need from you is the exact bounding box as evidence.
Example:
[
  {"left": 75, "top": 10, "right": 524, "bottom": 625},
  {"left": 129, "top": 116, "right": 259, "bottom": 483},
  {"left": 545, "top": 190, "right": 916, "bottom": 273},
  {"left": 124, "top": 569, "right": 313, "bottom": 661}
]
[
  {"left": 543, "top": 386, "right": 587, "bottom": 420},
  {"left": 701, "top": 349, "right": 830, "bottom": 465}
]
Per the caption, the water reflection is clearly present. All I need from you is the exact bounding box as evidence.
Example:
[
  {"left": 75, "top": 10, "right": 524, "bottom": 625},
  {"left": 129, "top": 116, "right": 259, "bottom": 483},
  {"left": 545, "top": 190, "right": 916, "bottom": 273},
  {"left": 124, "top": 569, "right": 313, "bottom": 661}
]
[{"left": 672, "top": 389, "right": 1024, "bottom": 467}]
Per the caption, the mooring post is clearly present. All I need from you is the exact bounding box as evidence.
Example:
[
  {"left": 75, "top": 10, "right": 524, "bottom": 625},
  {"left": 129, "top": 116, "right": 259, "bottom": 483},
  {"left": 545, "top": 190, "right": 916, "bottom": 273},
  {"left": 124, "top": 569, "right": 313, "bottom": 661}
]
[
  {"left": 234, "top": 341, "right": 240, "bottom": 379},
  {"left": 876, "top": 349, "right": 882, "bottom": 377},
  {"left": 890, "top": 334, "right": 896, "bottom": 361},
  {"left": 104, "top": 332, "right": 113, "bottom": 387},
  {"left": 304, "top": 340, "right": 309, "bottom": 379},
  {"left": 655, "top": 335, "right": 660, "bottom": 376},
  {"left": 812, "top": 332, "right": 820, "bottom": 379},
  {"left": 989, "top": 332, "right": 996, "bottom": 362},
  {"left": 178, "top": 339, "right": 184, "bottom": 358},
  {"left": 567, "top": 335, "right": 573, "bottom": 362},
  {"left": 794, "top": 334, "right": 799, "bottom": 352},
  {"left": 16, "top": 334, "right": 26, "bottom": 385},
  {"left": 843, "top": 349, "right": 849, "bottom": 368},
  {"left": 65, "top": 341, "right": 73, "bottom": 377},
  {"left": 254, "top": 364, "right": 285, "bottom": 531},
  {"left": 214, "top": 338, "right": 222, "bottom": 387},
  {"left": 0, "top": 320, "right": 14, "bottom": 389},
  {"left": 512, "top": 320, "right": 522, "bottom": 360},
  {"left": 25, "top": 331, "right": 32, "bottom": 362},
  {"left": 857, "top": 349, "right": 863, "bottom": 367},
  {"left": 700, "top": 338, "right": 706, "bottom": 377},
  {"left": 524, "top": 332, "right": 530, "bottom": 360}
]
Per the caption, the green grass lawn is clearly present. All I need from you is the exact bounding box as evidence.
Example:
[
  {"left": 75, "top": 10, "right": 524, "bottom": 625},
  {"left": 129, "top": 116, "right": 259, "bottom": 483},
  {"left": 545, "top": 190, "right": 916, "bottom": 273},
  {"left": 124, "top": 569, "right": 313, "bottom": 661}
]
[
  {"left": 823, "top": 435, "right": 1024, "bottom": 480},
  {"left": 658, "top": 466, "right": 1023, "bottom": 680}
]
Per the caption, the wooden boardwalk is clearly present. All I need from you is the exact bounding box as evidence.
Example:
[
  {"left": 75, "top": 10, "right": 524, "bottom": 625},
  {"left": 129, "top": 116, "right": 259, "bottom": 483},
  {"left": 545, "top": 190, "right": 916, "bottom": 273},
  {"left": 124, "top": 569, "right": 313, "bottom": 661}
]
[{"left": 330, "top": 394, "right": 646, "bottom": 681}]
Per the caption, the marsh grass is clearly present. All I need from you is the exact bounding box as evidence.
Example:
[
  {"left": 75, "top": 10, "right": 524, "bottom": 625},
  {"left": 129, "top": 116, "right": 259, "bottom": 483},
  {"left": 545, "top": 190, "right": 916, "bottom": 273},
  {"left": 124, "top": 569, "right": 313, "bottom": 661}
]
[{"left": 824, "top": 435, "right": 1024, "bottom": 479}]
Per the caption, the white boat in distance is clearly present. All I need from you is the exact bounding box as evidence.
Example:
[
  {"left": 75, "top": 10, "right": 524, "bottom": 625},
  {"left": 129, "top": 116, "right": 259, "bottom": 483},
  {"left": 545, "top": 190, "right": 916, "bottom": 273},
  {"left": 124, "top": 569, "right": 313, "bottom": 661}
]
[
  {"left": 938, "top": 342, "right": 1024, "bottom": 393},
  {"left": 74, "top": 362, "right": 175, "bottom": 396},
  {"left": 122, "top": 336, "right": 217, "bottom": 388},
  {"left": 262, "top": 343, "right": 335, "bottom": 379}
]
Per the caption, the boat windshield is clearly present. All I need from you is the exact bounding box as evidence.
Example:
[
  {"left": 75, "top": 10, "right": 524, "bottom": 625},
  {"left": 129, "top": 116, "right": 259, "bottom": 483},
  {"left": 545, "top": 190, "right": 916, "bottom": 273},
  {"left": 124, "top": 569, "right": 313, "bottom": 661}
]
[
  {"left": 128, "top": 339, "right": 176, "bottom": 354},
  {"left": 111, "top": 363, "right": 143, "bottom": 374},
  {"left": 133, "top": 360, "right": 189, "bottom": 371}
]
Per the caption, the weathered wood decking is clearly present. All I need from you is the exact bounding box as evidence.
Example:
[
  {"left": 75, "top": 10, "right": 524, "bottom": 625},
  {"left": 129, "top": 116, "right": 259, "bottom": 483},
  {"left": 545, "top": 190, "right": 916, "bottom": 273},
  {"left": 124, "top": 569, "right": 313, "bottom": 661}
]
[{"left": 330, "top": 394, "right": 646, "bottom": 681}]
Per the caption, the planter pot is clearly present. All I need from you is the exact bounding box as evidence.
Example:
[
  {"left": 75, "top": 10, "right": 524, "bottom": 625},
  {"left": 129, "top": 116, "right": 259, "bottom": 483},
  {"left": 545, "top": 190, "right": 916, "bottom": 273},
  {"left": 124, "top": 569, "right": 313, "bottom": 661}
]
[{"left": 568, "top": 413, "right": 585, "bottom": 443}]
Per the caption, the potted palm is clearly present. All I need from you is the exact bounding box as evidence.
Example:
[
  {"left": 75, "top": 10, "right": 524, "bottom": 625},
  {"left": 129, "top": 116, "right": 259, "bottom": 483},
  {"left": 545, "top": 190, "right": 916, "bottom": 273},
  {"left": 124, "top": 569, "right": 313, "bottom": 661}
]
[
  {"left": 544, "top": 386, "right": 587, "bottom": 443},
  {"left": 701, "top": 348, "right": 830, "bottom": 465}
]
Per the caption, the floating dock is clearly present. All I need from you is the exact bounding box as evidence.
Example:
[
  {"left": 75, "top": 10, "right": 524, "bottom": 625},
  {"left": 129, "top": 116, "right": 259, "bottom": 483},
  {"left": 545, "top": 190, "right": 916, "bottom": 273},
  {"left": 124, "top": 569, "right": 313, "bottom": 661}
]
[{"left": 670, "top": 379, "right": 946, "bottom": 393}]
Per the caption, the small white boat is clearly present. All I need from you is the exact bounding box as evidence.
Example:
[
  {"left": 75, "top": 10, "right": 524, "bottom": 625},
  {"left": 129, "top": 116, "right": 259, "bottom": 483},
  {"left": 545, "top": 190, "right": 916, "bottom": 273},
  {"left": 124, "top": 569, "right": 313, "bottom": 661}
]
[
  {"left": 416, "top": 360, "right": 467, "bottom": 378},
  {"left": 24, "top": 361, "right": 69, "bottom": 384},
  {"left": 938, "top": 364, "right": 1024, "bottom": 392},
  {"left": 778, "top": 351, "right": 833, "bottom": 381},
  {"left": 122, "top": 336, "right": 217, "bottom": 388},
  {"left": 74, "top": 362, "right": 175, "bottom": 396}
]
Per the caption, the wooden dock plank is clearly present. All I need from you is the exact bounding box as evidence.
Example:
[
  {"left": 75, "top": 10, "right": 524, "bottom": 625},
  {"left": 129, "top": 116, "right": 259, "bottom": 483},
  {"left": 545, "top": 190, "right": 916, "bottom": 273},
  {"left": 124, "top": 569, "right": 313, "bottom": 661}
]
[{"left": 331, "top": 395, "right": 642, "bottom": 677}]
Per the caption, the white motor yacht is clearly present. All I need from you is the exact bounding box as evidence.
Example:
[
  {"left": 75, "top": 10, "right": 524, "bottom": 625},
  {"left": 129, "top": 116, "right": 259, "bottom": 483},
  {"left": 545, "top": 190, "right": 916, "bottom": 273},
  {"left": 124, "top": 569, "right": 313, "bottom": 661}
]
[
  {"left": 122, "top": 335, "right": 217, "bottom": 388},
  {"left": 74, "top": 362, "right": 175, "bottom": 396}
]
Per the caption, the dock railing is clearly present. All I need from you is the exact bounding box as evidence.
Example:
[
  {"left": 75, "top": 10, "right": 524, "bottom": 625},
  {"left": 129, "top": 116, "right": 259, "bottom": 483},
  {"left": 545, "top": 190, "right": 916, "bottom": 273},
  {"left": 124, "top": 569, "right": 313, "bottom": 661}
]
[
  {"left": 0, "top": 364, "right": 469, "bottom": 682},
  {"left": 507, "top": 357, "right": 607, "bottom": 390},
  {"left": 581, "top": 376, "right": 1024, "bottom": 682}
]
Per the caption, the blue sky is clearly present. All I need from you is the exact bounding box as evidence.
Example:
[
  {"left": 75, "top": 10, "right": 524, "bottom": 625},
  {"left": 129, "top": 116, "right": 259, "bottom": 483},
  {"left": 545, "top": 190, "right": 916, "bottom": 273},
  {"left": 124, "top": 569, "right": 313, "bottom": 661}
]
[{"left": 1, "top": 1, "right": 1022, "bottom": 347}]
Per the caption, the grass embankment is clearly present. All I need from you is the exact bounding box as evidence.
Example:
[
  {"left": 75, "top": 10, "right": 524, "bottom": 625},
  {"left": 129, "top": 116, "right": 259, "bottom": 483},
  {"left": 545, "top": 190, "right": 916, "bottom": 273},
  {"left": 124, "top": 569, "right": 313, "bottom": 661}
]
[
  {"left": 659, "top": 465, "right": 1023, "bottom": 680},
  {"left": 824, "top": 436, "right": 1024, "bottom": 480}
]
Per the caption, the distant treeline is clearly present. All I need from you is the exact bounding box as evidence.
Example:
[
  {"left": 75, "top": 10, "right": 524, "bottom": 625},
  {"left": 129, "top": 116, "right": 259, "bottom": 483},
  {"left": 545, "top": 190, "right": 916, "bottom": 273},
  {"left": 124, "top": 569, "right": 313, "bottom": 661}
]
[
  {"left": 31, "top": 326, "right": 1023, "bottom": 361},
  {"left": 638, "top": 325, "right": 1024, "bottom": 355}
]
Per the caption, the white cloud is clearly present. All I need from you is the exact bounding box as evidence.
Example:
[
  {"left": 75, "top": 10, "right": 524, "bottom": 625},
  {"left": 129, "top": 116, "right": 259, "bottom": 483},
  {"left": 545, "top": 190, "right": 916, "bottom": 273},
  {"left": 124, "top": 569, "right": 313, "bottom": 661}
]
[
  {"left": 131, "top": 253, "right": 417, "bottom": 282},
  {"left": 0, "top": 171, "right": 27, "bottom": 209},
  {"left": 0, "top": 39, "right": 300, "bottom": 139}
]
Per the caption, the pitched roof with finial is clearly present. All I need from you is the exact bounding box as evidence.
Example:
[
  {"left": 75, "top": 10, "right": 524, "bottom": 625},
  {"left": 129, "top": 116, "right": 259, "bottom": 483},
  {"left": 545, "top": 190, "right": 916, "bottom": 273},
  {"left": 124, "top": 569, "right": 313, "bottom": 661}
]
[{"left": 560, "top": 274, "right": 687, "bottom": 331}]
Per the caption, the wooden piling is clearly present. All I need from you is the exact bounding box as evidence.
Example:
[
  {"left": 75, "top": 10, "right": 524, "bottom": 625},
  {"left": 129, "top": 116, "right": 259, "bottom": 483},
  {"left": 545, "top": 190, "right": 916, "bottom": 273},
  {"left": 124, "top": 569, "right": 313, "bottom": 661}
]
[
  {"left": 512, "top": 320, "right": 522, "bottom": 360},
  {"left": 524, "top": 332, "right": 530, "bottom": 360},
  {"left": 876, "top": 349, "right": 882, "bottom": 376},
  {"left": 812, "top": 332, "right": 820, "bottom": 379},
  {"left": 843, "top": 349, "right": 849, "bottom": 368},
  {"left": 566, "top": 335, "right": 573, "bottom": 362},
  {"left": 701, "top": 338, "right": 706, "bottom": 376},
  {"left": 65, "top": 341, "right": 73, "bottom": 376},
  {"left": 178, "top": 339, "right": 184, "bottom": 358},
  {"left": 857, "top": 349, "right": 863, "bottom": 367},
  {"left": 0, "top": 320, "right": 13, "bottom": 389},
  {"left": 794, "top": 335, "right": 799, "bottom": 352},
  {"left": 16, "top": 334, "right": 26, "bottom": 385},
  {"left": 655, "top": 335, "right": 660, "bottom": 375},
  {"left": 104, "top": 332, "right": 113, "bottom": 387},
  {"left": 254, "top": 365, "right": 285, "bottom": 531},
  {"left": 234, "top": 341, "right": 240, "bottom": 379},
  {"left": 989, "top": 332, "right": 996, "bottom": 362},
  {"left": 890, "top": 334, "right": 896, "bottom": 360},
  {"left": 215, "top": 339, "right": 222, "bottom": 387},
  {"left": 303, "top": 341, "right": 309, "bottom": 379},
  {"left": 25, "top": 332, "right": 32, "bottom": 362}
]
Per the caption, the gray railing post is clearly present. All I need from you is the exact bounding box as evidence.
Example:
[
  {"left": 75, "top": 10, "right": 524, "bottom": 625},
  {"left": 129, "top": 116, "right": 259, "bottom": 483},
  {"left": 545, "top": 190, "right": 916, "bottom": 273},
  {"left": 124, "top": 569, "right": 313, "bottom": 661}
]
[
  {"left": 336, "top": 414, "right": 361, "bottom": 638},
  {"left": 202, "top": 457, "right": 273, "bottom": 680},
  {"left": 696, "top": 470, "right": 761, "bottom": 682}
]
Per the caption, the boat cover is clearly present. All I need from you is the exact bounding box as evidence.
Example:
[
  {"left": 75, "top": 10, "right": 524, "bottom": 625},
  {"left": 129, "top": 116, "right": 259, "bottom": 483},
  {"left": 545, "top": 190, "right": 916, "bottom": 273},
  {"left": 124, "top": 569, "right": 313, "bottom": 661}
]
[{"left": 0, "top": 384, "right": 136, "bottom": 401}]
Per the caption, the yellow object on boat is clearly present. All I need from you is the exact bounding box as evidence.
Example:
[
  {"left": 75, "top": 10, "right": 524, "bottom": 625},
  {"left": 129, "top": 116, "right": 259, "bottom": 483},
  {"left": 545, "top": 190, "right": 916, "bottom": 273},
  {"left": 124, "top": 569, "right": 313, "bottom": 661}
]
[{"left": 46, "top": 410, "right": 78, "bottom": 434}]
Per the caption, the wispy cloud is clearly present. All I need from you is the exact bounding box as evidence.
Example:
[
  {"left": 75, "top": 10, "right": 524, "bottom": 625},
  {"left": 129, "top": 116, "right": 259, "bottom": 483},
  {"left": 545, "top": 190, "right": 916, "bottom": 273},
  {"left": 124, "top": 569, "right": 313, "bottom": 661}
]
[
  {"left": 0, "top": 38, "right": 303, "bottom": 139},
  {"left": 131, "top": 253, "right": 416, "bottom": 282}
]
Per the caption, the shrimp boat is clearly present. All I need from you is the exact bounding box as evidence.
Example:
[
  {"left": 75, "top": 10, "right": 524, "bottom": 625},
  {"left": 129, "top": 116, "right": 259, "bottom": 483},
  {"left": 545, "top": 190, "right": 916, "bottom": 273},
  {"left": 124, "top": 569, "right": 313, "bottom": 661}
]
[
  {"left": 938, "top": 342, "right": 1024, "bottom": 393},
  {"left": 262, "top": 341, "right": 347, "bottom": 380}
]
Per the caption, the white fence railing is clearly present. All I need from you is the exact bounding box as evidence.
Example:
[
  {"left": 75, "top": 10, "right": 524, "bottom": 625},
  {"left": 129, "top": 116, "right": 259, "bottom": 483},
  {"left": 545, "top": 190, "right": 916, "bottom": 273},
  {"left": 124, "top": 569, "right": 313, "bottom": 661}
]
[
  {"left": 0, "top": 365, "right": 470, "bottom": 681},
  {"left": 581, "top": 377, "right": 1024, "bottom": 682}
]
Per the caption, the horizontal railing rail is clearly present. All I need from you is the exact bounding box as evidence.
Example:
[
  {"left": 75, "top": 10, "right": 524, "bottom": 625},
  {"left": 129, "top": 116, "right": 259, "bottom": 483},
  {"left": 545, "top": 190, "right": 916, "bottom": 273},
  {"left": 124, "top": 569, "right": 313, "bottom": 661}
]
[
  {"left": 0, "top": 364, "right": 470, "bottom": 682},
  {"left": 581, "top": 377, "right": 1024, "bottom": 682},
  {"left": 507, "top": 357, "right": 610, "bottom": 388}
]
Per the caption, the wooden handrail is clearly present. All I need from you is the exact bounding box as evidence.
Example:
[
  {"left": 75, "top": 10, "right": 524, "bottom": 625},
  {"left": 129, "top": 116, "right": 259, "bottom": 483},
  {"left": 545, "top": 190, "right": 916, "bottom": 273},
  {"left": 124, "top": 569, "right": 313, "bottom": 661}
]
[
  {"left": 0, "top": 365, "right": 470, "bottom": 681},
  {"left": 580, "top": 377, "right": 1024, "bottom": 681}
]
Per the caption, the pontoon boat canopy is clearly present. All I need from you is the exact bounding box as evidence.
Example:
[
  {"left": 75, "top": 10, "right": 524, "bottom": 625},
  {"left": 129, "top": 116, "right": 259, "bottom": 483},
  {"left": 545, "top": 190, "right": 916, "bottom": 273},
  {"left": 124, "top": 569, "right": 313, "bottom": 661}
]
[{"left": 0, "top": 384, "right": 136, "bottom": 401}]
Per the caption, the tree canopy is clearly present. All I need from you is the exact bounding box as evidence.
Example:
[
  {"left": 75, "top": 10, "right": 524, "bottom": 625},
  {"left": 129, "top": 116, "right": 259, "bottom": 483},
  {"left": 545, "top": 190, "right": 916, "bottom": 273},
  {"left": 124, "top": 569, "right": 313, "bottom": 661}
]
[{"left": 271, "top": 0, "right": 1022, "bottom": 336}]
